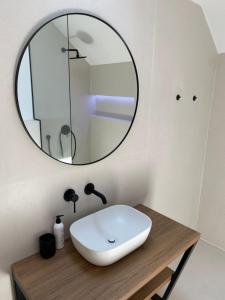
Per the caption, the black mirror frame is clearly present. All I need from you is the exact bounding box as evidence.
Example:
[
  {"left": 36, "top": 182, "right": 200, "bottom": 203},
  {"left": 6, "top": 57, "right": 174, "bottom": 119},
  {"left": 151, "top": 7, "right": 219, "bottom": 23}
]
[{"left": 15, "top": 12, "right": 139, "bottom": 166}]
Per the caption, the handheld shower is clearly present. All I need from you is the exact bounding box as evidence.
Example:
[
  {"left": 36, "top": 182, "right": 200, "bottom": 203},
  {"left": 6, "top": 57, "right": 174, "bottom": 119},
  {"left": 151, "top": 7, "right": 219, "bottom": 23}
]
[{"left": 59, "top": 125, "right": 77, "bottom": 161}]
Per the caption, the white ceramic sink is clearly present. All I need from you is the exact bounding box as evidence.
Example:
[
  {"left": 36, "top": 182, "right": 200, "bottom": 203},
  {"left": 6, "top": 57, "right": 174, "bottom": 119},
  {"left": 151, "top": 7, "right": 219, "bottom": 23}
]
[{"left": 70, "top": 205, "right": 152, "bottom": 266}]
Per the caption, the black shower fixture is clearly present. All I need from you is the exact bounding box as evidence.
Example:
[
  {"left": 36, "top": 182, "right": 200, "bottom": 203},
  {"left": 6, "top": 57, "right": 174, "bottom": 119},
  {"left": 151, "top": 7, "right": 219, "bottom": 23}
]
[
  {"left": 176, "top": 94, "right": 181, "bottom": 101},
  {"left": 46, "top": 134, "right": 52, "bottom": 157},
  {"left": 193, "top": 95, "right": 198, "bottom": 102},
  {"left": 61, "top": 125, "right": 71, "bottom": 135},
  {"left": 59, "top": 125, "right": 77, "bottom": 161},
  {"left": 64, "top": 189, "right": 79, "bottom": 213},
  {"left": 61, "top": 47, "right": 87, "bottom": 59}
]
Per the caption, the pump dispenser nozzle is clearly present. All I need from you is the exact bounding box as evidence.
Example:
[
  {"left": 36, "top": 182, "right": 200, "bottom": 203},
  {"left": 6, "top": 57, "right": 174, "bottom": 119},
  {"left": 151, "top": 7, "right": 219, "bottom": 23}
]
[{"left": 56, "top": 215, "right": 64, "bottom": 224}]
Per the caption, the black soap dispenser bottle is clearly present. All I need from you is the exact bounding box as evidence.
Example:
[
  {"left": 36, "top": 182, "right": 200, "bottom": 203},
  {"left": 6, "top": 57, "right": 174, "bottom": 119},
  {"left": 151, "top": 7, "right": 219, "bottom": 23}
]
[{"left": 53, "top": 215, "right": 64, "bottom": 249}]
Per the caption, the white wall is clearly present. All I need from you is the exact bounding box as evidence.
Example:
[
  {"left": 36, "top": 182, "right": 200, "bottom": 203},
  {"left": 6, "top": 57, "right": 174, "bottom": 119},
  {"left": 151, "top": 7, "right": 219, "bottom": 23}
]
[
  {"left": 70, "top": 58, "right": 91, "bottom": 164},
  {"left": 198, "top": 54, "right": 225, "bottom": 251},
  {"left": 90, "top": 116, "right": 130, "bottom": 162},
  {"left": 89, "top": 95, "right": 135, "bottom": 162},
  {"left": 67, "top": 14, "right": 132, "bottom": 66},
  {"left": 18, "top": 49, "right": 42, "bottom": 148},
  {"left": 30, "top": 19, "right": 70, "bottom": 120},
  {"left": 144, "top": 0, "right": 217, "bottom": 228},
  {"left": 192, "top": 0, "right": 225, "bottom": 53},
  {"left": 24, "top": 120, "right": 41, "bottom": 147},
  {"left": 0, "top": 1, "right": 155, "bottom": 299},
  {"left": 30, "top": 19, "right": 72, "bottom": 159},
  {"left": 94, "top": 95, "right": 135, "bottom": 118},
  {"left": 17, "top": 48, "right": 33, "bottom": 121},
  {"left": 90, "top": 62, "right": 137, "bottom": 97}
]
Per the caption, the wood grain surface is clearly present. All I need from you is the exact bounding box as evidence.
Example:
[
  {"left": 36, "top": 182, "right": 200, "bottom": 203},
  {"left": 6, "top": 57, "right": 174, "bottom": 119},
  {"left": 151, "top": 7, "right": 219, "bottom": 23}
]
[{"left": 12, "top": 205, "right": 200, "bottom": 300}]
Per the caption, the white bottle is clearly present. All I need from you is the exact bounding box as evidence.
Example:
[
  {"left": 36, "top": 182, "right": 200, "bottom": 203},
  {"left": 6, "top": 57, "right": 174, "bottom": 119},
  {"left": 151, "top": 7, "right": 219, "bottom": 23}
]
[{"left": 53, "top": 215, "right": 64, "bottom": 249}]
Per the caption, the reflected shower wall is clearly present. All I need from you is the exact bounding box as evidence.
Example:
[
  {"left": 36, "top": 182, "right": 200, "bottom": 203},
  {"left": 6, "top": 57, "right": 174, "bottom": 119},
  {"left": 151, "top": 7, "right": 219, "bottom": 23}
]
[
  {"left": 17, "top": 47, "right": 42, "bottom": 147},
  {"left": 29, "top": 16, "right": 72, "bottom": 161},
  {"left": 67, "top": 14, "right": 137, "bottom": 164},
  {"left": 69, "top": 57, "right": 91, "bottom": 164}
]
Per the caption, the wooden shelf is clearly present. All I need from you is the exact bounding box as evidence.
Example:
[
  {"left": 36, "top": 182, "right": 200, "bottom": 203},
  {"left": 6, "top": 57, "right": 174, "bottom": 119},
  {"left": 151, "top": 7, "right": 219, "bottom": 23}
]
[
  {"left": 129, "top": 267, "right": 174, "bottom": 300},
  {"left": 12, "top": 205, "right": 200, "bottom": 300}
]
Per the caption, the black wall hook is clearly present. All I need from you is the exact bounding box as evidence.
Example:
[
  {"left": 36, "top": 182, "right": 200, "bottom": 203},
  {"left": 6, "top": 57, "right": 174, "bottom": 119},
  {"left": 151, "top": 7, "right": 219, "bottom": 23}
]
[
  {"left": 64, "top": 189, "right": 79, "bottom": 213},
  {"left": 176, "top": 94, "right": 181, "bottom": 101},
  {"left": 193, "top": 95, "right": 197, "bottom": 102}
]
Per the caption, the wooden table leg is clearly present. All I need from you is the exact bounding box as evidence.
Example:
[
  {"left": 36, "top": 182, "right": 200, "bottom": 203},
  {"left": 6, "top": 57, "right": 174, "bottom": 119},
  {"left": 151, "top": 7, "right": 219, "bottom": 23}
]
[
  {"left": 152, "top": 243, "right": 196, "bottom": 300},
  {"left": 14, "top": 279, "right": 26, "bottom": 300}
]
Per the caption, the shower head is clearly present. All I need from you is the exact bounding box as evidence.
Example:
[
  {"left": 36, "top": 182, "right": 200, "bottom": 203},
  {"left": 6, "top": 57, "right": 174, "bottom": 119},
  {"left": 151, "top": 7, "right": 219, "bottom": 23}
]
[
  {"left": 61, "top": 48, "right": 87, "bottom": 60},
  {"left": 70, "top": 55, "right": 87, "bottom": 60}
]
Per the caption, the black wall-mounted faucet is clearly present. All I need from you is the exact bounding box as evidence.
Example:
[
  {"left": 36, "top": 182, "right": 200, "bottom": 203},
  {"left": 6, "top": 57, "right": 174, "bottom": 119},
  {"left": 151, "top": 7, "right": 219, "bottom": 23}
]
[
  {"left": 64, "top": 189, "right": 79, "bottom": 213},
  {"left": 84, "top": 183, "right": 107, "bottom": 205}
]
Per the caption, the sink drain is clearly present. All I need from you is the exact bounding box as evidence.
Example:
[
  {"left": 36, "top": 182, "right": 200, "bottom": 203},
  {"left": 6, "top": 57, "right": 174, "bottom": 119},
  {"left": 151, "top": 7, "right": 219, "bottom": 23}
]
[{"left": 107, "top": 239, "right": 116, "bottom": 244}]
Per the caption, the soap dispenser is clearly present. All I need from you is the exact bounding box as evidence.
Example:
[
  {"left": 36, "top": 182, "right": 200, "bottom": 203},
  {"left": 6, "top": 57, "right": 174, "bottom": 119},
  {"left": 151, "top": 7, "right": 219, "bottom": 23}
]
[{"left": 53, "top": 215, "right": 64, "bottom": 249}]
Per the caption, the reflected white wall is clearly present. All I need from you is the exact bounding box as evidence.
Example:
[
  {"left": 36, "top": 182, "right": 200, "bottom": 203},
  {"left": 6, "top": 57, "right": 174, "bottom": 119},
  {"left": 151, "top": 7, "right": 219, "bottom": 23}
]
[
  {"left": 70, "top": 59, "right": 91, "bottom": 164},
  {"left": 29, "top": 19, "right": 72, "bottom": 159},
  {"left": 17, "top": 48, "right": 33, "bottom": 121},
  {"left": 90, "top": 62, "right": 137, "bottom": 97}
]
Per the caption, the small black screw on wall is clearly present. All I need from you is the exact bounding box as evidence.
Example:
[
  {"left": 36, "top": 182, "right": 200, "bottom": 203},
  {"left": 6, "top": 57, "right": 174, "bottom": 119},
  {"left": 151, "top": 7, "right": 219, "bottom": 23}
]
[
  {"left": 176, "top": 94, "right": 181, "bottom": 101},
  {"left": 193, "top": 96, "right": 197, "bottom": 102}
]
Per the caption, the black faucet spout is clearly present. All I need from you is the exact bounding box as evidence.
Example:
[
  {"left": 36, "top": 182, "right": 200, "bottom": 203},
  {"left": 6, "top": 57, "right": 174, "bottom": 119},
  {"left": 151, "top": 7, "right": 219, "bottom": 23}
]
[
  {"left": 84, "top": 183, "right": 107, "bottom": 205},
  {"left": 92, "top": 190, "right": 107, "bottom": 205}
]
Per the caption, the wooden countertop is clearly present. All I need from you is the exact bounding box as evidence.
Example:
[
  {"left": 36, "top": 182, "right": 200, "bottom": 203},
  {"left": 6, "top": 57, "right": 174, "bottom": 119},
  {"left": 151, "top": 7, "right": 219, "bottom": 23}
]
[{"left": 12, "top": 205, "right": 200, "bottom": 300}]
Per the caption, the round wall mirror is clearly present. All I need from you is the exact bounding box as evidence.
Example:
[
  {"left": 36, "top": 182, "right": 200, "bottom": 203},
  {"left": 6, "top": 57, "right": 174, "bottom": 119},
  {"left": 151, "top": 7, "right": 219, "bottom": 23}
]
[{"left": 15, "top": 13, "right": 139, "bottom": 165}]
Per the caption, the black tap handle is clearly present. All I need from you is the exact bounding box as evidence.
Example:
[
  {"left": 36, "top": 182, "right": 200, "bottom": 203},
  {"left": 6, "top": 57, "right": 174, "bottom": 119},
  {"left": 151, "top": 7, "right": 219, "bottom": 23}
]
[{"left": 64, "top": 189, "right": 79, "bottom": 213}]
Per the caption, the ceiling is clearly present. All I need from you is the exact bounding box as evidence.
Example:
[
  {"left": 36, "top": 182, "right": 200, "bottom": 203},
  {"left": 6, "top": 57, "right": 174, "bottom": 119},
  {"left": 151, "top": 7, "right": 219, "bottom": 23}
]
[
  {"left": 53, "top": 2, "right": 225, "bottom": 56},
  {"left": 53, "top": 15, "right": 131, "bottom": 66},
  {"left": 192, "top": 0, "right": 225, "bottom": 53}
]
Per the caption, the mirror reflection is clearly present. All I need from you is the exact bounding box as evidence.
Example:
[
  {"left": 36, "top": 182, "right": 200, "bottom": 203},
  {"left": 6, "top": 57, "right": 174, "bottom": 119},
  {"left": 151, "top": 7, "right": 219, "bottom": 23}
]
[{"left": 16, "top": 14, "right": 138, "bottom": 164}]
